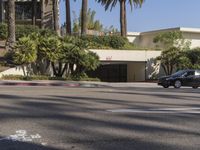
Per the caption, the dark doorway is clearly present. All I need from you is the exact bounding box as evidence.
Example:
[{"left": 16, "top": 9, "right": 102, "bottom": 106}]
[{"left": 87, "top": 64, "right": 127, "bottom": 82}]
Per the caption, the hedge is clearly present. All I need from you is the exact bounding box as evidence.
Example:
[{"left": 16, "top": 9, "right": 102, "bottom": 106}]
[
  {"left": 0, "top": 23, "right": 56, "bottom": 40},
  {"left": 1, "top": 75, "right": 100, "bottom": 81},
  {"left": 80, "top": 35, "right": 128, "bottom": 49}
]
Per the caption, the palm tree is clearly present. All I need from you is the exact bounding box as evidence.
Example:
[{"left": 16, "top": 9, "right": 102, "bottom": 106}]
[
  {"left": 7, "top": 0, "right": 15, "bottom": 51},
  {"left": 97, "top": 0, "right": 144, "bottom": 37},
  {"left": 65, "top": 0, "right": 72, "bottom": 35},
  {"left": 32, "top": 0, "right": 37, "bottom": 26},
  {"left": 52, "top": 0, "right": 60, "bottom": 35},
  {"left": 81, "top": 0, "right": 88, "bottom": 35}
]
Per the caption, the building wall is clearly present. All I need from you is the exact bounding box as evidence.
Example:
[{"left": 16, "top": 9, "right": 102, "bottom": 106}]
[
  {"left": 91, "top": 49, "right": 162, "bottom": 81},
  {"left": 182, "top": 32, "right": 200, "bottom": 48},
  {"left": 127, "top": 62, "right": 145, "bottom": 82},
  {"left": 128, "top": 29, "right": 200, "bottom": 49}
]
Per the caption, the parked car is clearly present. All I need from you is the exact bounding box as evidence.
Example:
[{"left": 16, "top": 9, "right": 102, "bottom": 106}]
[{"left": 158, "top": 69, "right": 200, "bottom": 88}]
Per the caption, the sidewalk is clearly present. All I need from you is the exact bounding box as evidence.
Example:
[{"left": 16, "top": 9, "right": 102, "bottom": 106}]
[{"left": 0, "top": 80, "right": 158, "bottom": 88}]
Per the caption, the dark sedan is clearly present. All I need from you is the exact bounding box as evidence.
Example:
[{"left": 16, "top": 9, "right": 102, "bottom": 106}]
[{"left": 158, "top": 69, "right": 200, "bottom": 88}]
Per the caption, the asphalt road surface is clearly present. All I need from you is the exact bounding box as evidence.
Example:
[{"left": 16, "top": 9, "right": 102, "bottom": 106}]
[{"left": 0, "top": 85, "right": 200, "bottom": 150}]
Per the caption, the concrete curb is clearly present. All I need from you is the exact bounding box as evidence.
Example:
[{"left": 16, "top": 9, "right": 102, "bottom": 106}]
[
  {"left": 0, "top": 80, "right": 107, "bottom": 88},
  {"left": 0, "top": 80, "right": 158, "bottom": 88}
]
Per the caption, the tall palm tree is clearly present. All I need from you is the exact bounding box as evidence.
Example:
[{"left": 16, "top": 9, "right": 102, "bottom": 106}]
[
  {"left": 52, "top": 0, "right": 60, "bottom": 35},
  {"left": 81, "top": 0, "right": 88, "bottom": 35},
  {"left": 65, "top": 0, "right": 72, "bottom": 35},
  {"left": 7, "top": 0, "right": 15, "bottom": 51},
  {"left": 97, "top": 0, "right": 144, "bottom": 37},
  {"left": 32, "top": 0, "right": 37, "bottom": 26}
]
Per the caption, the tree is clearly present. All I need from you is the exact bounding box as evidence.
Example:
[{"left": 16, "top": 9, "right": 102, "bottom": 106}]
[
  {"left": 65, "top": 0, "right": 72, "bottom": 35},
  {"left": 154, "top": 31, "right": 191, "bottom": 75},
  {"left": 178, "top": 48, "right": 200, "bottom": 70},
  {"left": 38, "top": 35, "right": 63, "bottom": 77},
  {"left": 72, "top": 9, "right": 103, "bottom": 33},
  {"left": 52, "top": 0, "right": 60, "bottom": 35},
  {"left": 81, "top": 0, "right": 88, "bottom": 35},
  {"left": 153, "top": 31, "right": 191, "bottom": 50},
  {"left": 157, "top": 47, "right": 182, "bottom": 75},
  {"left": 13, "top": 37, "right": 37, "bottom": 76},
  {"left": 97, "top": 0, "right": 144, "bottom": 37},
  {"left": 32, "top": 0, "right": 37, "bottom": 26},
  {"left": 7, "top": 0, "right": 16, "bottom": 51}
]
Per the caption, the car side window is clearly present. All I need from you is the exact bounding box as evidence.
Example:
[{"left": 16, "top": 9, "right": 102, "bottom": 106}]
[{"left": 185, "top": 71, "right": 194, "bottom": 77}]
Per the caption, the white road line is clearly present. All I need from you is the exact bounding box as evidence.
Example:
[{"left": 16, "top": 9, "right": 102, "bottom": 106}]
[{"left": 107, "top": 107, "right": 200, "bottom": 114}]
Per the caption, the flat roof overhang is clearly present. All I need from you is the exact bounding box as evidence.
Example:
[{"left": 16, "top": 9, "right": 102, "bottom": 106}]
[{"left": 90, "top": 49, "right": 161, "bottom": 62}]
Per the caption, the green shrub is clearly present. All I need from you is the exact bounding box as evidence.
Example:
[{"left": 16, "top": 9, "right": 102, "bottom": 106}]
[
  {"left": 80, "top": 35, "right": 128, "bottom": 49},
  {"left": 109, "top": 36, "right": 127, "bottom": 49},
  {"left": 0, "top": 23, "right": 7, "bottom": 40},
  {"left": 0, "top": 23, "right": 56, "bottom": 41},
  {"left": 16, "top": 25, "right": 40, "bottom": 40},
  {"left": 1, "top": 74, "right": 100, "bottom": 81}
]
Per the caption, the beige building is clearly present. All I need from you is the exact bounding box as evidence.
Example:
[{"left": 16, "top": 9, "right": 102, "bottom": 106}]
[
  {"left": 127, "top": 27, "right": 200, "bottom": 49},
  {"left": 89, "top": 27, "right": 200, "bottom": 82},
  {"left": 1, "top": 27, "right": 200, "bottom": 82}
]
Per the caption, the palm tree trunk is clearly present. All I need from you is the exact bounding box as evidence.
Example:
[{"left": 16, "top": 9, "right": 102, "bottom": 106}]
[
  {"left": 81, "top": 0, "right": 88, "bottom": 35},
  {"left": 65, "top": 0, "right": 71, "bottom": 35},
  {"left": 53, "top": 0, "right": 60, "bottom": 36},
  {"left": 41, "top": 0, "right": 44, "bottom": 29},
  {"left": 124, "top": 1, "right": 127, "bottom": 36},
  {"left": 7, "top": 0, "right": 15, "bottom": 51},
  {"left": 32, "top": 0, "right": 37, "bottom": 26},
  {"left": 120, "top": 0, "right": 126, "bottom": 37}
]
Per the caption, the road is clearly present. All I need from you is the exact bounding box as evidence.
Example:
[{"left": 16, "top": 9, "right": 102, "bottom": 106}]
[{"left": 0, "top": 84, "right": 200, "bottom": 150}]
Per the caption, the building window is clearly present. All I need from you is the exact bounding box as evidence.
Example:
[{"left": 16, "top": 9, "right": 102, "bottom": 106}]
[{"left": 4, "top": 1, "right": 41, "bottom": 20}]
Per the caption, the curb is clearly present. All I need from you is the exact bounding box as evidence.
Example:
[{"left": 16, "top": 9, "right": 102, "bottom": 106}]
[
  {"left": 0, "top": 82, "right": 81, "bottom": 87},
  {"left": 0, "top": 81, "right": 108, "bottom": 88}
]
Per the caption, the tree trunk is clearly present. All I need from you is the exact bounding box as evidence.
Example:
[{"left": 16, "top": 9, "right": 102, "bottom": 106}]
[
  {"left": 65, "top": 0, "right": 71, "bottom": 35},
  {"left": 120, "top": 0, "right": 126, "bottom": 37},
  {"left": 81, "top": 0, "right": 88, "bottom": 35},
  {"left": 53, "top": 0, "right": 60, "bottom": 36},
  {"left": 7, "top": 0, "right": 15, "bottom": 51},
  {"left": 32, "top": 0, "right": 37, "bottom": 26},
  {"left": 124, "top": 1, "right": 127, "bottom": 36},
  {"left": 41, "top": 0, "right": 44, "bottom": 29}
]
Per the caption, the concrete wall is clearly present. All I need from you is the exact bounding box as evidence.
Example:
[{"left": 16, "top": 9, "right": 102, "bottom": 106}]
[
  {"left": 130, "top": 30, "right": 200, "bottom": 49},
  {"left": 183, "top": 32, "right": 200, "bottom": 48},
  {"left": 91, "top": 49, "right": 162, "bottom": 81},
  {"left": 0, "top": 66, "right": 24, "bottom": 78},
  {"left": 90, "top": 49, "right": 161, "bottom": 62}
]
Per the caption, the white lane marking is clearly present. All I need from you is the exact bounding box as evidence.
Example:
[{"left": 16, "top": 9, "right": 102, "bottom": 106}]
[
  {"left": 107, "top": 107, "right": 200, "bottom": 114},
  {"left": 0, "top": 130, "right": 45, "bottom": 145}
]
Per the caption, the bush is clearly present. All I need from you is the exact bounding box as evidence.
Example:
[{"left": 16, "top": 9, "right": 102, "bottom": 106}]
[
  {"left": 0, "top": 23, "right": 56, "bottom": 40},
  {"left": 1, "top": 74, "right": 100, "bottom": 81},
  {"left": 80, "top": 35, "right": 128, "bottom": 49},
  {"left": 0, "top": 23, "right": 7, "bottom": 40},
  {"left": 16, "top": 25, "right": 40, "bottom": 40},
  {"left": 109, "top": 36, "right": 127, "bottom": 49}
]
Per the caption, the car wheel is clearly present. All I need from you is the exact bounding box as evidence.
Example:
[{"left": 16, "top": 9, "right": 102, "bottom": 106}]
[
  {"left": 192, "top": 86, "right": 198, "bottom": 89},
  {"left": 174, "top": 80, "right": 182, "bottom": 88},
  {"left": 163, "top": 85, "right": 169, "bottom": 88}
]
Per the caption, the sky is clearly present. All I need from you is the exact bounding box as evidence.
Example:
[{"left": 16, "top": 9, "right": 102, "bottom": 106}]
[{"left": 59, "top": 0, "right": 200, "bottom": 32}]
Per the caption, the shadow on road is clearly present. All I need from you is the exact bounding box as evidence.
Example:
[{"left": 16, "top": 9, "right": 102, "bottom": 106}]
[
  {"left": 0, "top": 138, "right": 59, "bottom": 150},
  {"left": 0, "top": 89, "right": 200, "bottom": 150}
]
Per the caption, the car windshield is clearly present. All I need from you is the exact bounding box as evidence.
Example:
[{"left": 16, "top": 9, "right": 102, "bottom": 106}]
[{"left": 171, "top": 70, "right": 187, "bottom": 77}]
